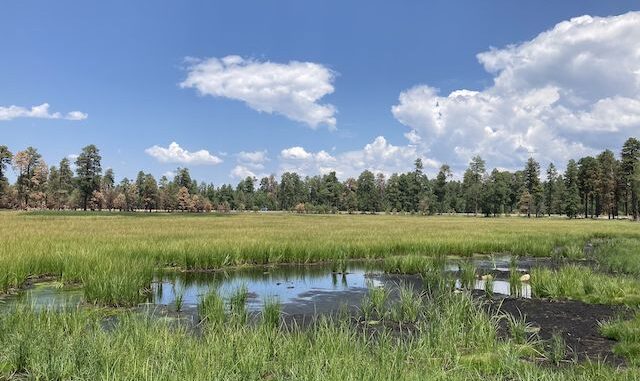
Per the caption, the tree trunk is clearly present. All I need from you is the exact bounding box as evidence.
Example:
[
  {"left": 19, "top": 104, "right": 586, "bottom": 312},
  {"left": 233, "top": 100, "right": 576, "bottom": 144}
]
[{"left": 633, "top": 190, "right": 638, "bottom": 221}]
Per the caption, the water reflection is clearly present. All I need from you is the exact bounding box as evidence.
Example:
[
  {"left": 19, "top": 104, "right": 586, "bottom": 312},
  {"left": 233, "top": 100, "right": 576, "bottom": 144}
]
[{"left": 1, "top": 255, "right": 548, "bottom": 312}]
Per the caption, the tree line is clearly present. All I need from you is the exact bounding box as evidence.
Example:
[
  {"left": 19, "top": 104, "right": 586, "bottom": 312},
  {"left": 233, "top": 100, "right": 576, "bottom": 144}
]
[{"left": 0, "top": 137, "right": 639, "bottom": 219}]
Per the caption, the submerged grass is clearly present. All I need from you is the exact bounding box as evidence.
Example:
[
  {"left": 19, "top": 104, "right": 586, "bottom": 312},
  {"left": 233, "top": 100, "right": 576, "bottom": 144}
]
[
  {"left": 459, "top": 260, "right": 476, "bottom": 290},
  {"left": 509, "top": 257, "right": 523, "bottom": 298}
]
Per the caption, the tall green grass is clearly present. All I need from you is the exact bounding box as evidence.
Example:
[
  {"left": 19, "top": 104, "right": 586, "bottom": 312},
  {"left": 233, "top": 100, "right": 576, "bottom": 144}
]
[
  {"left": 595, "top": 238, "right": 640, "bottom": 276},
  {"left": 0, "top": 293, "right": 636, "bottom": 380},
  {"left": 1, "top": 212, "right": 639, "bottom": 303},
  {"left": 601, "top": 314, "right": 640, "bottom": 366},
  {"left": 530, "top": 265, "right": 640, "bottom": 306},
  {"left": 199, "top": 290, "right": 225, "bottom": 326},
  {"left": 1, "top": 211, "right": 639, "bottom": 306}
]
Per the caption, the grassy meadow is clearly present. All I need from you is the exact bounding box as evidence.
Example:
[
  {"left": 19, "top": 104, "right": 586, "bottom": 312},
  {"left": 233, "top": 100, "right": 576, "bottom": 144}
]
[
  {"left": 2, "top": 211, "right": 640, "bottom": 379},
  {"left": 2, "top": 211, "right": 640, "bottom": 301}
]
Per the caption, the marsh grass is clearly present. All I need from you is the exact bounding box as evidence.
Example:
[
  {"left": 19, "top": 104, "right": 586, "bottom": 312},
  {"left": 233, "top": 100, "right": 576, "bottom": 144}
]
[
  {"left": 600, "top": 314, "right": 640, "bottom": 366},
  {"left": 369, "top": 282, "right": 389, "bottom": 320},
  {"left": 82, "top": 262, "right": 153, "bottom": 307},
  {"left": 174, "top": 291, "right": 184, "bottom": 313},
  {"left": 509, "top": 257, "right": 523, "bottom": 297},
  {"left": 198, "top": 290, "right": 225, "bottom": 326},
  {"left": 549, "top": 331, "right": 568, "bottom": 366},
  {"left": 531, "top": 265, "right": 640, "bottom": 305},
  {"left": 484, "top": 275, "right": 495, "bottom": 298},
  {"left": 1, "top": 212, "right": 639, "bottom": 303},
  {"left": 360, "top": 295, "right": 374, "bottom": 321},
  {"left": 0, "top": 212, "right": 640, "bottom": 290},
  {"left": 459, "top": 260, "right": 476, "bottom": 290},
  {"left": 2, "top": 213, "right": 640, "bottom": 378},
  {"left": 391, "top": 283, "right": 422, "bottom": 323},
  {"left": 596, "top": 239, "right": 640, "bottom": 276},
  {"left": 229, "top": 285, "right": 248, "bottom": 326},
  {"left": 262, "top": 297, "right": 281, "bottom": 329},
  {"left": 505, "top": 309, "right": 539, "bottom": 346},
  {"left": 0, "top": 294, "right": 638, "bottom": 379}
]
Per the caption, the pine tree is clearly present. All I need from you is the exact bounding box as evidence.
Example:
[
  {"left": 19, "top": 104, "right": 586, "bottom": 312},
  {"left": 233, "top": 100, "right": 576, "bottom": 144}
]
[
  {"left": 544, "top": 163, "right": 558, "bottom": 216},
  {"left": 463, "top": 156, "right": 485, "bottom": 215},
  {"left": 621, "top": 138, "right": 640, "bottom": 220},
  {"left": 0, "top": 146, "right": 12, "bottom": 203},
  {"left": 12, "top": 147, "right": 42, "bottom": 208},
  {"left": 356, "top": 170, "right": 378, "bottom": 213},
  {"left": 434, "top": 165, "right": 451, "bottom": 214},
  {"left": 597, "top": 150, "right": 618, "bottom": 219},
  {"left": 523, "top": 158, "right": 541, "bottom": 217},
  {"left": 563, "top": 160, "right": 581, "bottom": 219},
  {"left": 75, "top": 145, "right": 102, "bottom": 211}
]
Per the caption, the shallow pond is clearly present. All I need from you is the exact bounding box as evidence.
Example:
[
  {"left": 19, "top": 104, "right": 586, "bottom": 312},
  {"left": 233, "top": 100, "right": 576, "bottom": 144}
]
[{"left": 0, "top": 255, "right": 554, "bottom": 316}]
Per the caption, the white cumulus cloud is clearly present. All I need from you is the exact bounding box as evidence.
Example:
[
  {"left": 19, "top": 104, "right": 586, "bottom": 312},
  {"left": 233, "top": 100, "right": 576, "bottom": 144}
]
[
  {"left": 0, "top": 103, "right": 87, "bottom": 121},
  {"left": 237, "top": 150, "right": 269, "bottom": 167},
  {"left": 180, "top": 55, "right": 337, "bottom": 129},
  {"left": 279, "top": 136, "right": 429, "bottom": 178},
  {"left": 280, "top": 146, "right": 315, "bottom": 161},
  {"left": 231, "top": 165, "right": 258, "bottom": 179},
  {"left": 145, "top": 142, "right": 223, "bottom": 165},
  {"left": 230, "top": 150, "right": 270, "bottom": 179},
  {"left": 392, "top": 12, "right": 640, "bottom": 172}
]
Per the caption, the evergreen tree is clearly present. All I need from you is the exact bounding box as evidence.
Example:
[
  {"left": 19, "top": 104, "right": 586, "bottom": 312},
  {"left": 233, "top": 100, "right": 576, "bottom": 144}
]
[
  {"left": 434, "top": 164, "right": 451, "bottom": 214},
  {"left": 375, "top": 173, "right": 386, "bottom": 211},
  {"left": 523, "top": 158, "right": 541, "bottom": 217},
  {"left": 356, "top": 170, "right": 379, "bottom": 213},
  {"left": 278, "top": 172, "right": 305, "bottom": 210},
  {"left": 597, "top": 150, "right": 618, "bottom": 219},
  {"left": 102, "top": 168, "right": 116, "bottom": 210},
  {"left": 621, "top": 138, "right": 640, "bottom": 220},
  {"left": 47, "top": 163, "right": 75, "bottom": 210},
  {"left": 140, "top": 174, "right": 159, "bottom": 211},
  {"left": 174, "top": 167, "right": 196, "bottom": 193},
  {"left": 563, "top": 160, "right": 581, "bottom": 219},
  {"left": 75, "top": 145, "right": 102, "bottom": 211},
  {"left": 462, "top": 156, "right": 485, "bottom": 215},
  {"left": 321, "top": 172, "right": 342, "bottom": 210},
  {"left": 0, "top": 146, "right": 12, "bottom": 203},
  {"left": 408, "top": 158, "right": 429, "bottom": 212},
  {"left": 544, "top": 163, "right": 558, "bottom": 216},
  {"left": 577, "top": 156, "right": 600, "bottom": 218},
  {"left": 385, "top": 174, "right": 402, "bottom": 212}
]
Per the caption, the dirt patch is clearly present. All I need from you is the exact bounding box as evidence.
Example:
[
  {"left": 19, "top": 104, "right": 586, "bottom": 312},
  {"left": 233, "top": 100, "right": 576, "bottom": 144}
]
[{"left": 483, "top": 294, "right": 631, "bottom": 366}]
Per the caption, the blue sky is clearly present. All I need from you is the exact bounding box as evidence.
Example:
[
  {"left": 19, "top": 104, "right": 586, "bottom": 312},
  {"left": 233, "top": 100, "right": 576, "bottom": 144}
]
[{"left": 2, "top": 1, "right": 640, "bottom": 183}]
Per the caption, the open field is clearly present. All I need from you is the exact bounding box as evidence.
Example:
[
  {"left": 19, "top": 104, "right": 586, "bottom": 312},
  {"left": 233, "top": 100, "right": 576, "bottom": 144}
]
[
  {"left": 2, "top": 211, "right": 640, "bottom": 295},
  {"left": 1, "top": 211, "right": 640, "bottom": 379}
]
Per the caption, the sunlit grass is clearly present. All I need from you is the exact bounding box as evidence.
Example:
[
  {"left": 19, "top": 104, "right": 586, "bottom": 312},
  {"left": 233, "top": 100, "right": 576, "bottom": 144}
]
[
  {"left": 530, "top": 265, "right": 640, "bottom": 306},
  {"left": 601, "top": 314, "right": 640, "bottom": 366},
  {"left": 1, "top": 292, "right": 636, "bottom": 380},
  {"left": 1, "top": 211, "right": 639, "bottom": 306}
]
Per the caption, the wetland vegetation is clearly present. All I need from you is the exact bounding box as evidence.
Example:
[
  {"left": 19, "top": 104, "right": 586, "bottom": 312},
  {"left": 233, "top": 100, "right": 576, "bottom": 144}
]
[{"left": 0, "top": 212, "right": 639, "bottom": 379}]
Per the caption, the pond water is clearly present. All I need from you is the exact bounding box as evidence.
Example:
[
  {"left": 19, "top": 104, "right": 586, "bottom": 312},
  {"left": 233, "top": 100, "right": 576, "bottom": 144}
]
[{"left": 0, "top": 255, "right": 549, "bottom": 315}]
